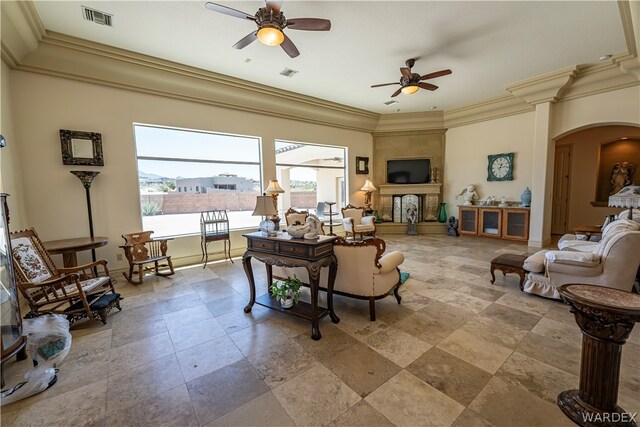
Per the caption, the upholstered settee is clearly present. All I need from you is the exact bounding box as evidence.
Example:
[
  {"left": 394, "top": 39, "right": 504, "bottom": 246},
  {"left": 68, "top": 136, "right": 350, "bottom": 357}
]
[
  {"left": 273, "top": 237, "right": 404, "bottom": 320},
  {"left": 523, "top": 222, "right": 640, "bottom": 299}
]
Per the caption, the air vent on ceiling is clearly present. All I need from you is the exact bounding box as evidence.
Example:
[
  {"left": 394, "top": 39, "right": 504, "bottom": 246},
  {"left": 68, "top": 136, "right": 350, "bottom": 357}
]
[
  {"left": 384, "top": 100, "right": 398, "bottom": 106},
  {"left": 82, "top": 6, "right": 113, "bottom": 26},
  {"left": 280, "top": 68, "right": 298, "bottom": 78}
]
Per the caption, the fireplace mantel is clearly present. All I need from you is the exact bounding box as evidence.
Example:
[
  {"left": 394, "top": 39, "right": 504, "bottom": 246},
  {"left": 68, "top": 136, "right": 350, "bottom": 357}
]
[{"left": 378, "top": 183, "right": 442, "bottom": 196}]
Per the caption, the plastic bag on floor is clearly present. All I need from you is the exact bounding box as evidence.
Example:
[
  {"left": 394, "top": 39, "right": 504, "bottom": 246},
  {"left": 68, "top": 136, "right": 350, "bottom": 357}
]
[
  {"left": 1, "top": 314, "right": 71, "bottom": 406},
  {"left": 24, "top": 314, "right": 72, "bottom": 367}
]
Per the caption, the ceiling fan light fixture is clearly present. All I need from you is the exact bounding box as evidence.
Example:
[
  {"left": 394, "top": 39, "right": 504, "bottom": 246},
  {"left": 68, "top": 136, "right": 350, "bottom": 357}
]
[
  {"left": 257, "top": 26, "right": 284, "bottom": 46},
  {"left": 401, "top": 85, "right": 419, "bottom": 95}
]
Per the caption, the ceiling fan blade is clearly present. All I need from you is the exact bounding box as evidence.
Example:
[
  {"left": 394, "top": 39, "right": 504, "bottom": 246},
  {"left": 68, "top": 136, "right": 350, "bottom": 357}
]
[
  {"left": 265, "top": 0, "right": 283, "bottom": 14},
  {"left": 371, "top": 82, "right": 399, "bottom": 88},
  {"left": 400, "top": 67, "right": 412, "bottom": 79},
  {"left": 420, "top": 69, "right": 452, "bottom": 80},
  {"left": 205, "top": 2, "right": 256, "bottom": 20},
  {"left": 233, "top": 31, "right": 258, "bottom": 49},
  {"left": 418, "top": 82, "right": 438, "bottom": 91},
  {"left": 391, "top": 88, "right": 402, "bottom": 97},
  {"left": 287, "top": 18, "right": 331, "bottom": 31},
  {"left": 281, "top": 34, "right": 300, "bottom": 58}
]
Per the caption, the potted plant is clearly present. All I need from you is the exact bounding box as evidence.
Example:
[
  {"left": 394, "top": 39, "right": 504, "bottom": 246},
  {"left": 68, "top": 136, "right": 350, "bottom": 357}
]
[{"left": 270, "top": 275, "right": 303, "bottom": 309}]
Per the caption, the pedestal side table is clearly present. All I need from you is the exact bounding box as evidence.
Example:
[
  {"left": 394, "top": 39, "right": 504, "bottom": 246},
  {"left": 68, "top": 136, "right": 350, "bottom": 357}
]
[{"left": 557, "top": 284, "right": 640, "bottom": 427}]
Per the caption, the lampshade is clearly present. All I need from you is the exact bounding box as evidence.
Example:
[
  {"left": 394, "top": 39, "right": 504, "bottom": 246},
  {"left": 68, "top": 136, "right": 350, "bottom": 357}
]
[
  {"left": 608, "top": 185, "right": 640, "bottom": 208},
  {"left": 265, "top": 179, "right": 285, "bottom": 194},
  {"left": 401, "top": 85, "right": 419, "bottom": 95},
  {"left": 252, "top": 195, "right": 278, "bottom": 216},
  {"left": 257, "top": 26, "right": 284, "bottom": 46},
  {"left": 360, "top": 179, "right": 377, "bottom": 192}
]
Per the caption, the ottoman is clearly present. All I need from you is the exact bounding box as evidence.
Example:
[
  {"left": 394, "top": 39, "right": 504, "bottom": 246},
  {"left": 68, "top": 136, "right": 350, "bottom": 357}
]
[{"left": 490, "top": 254, "right": 528, "bottom": 290}]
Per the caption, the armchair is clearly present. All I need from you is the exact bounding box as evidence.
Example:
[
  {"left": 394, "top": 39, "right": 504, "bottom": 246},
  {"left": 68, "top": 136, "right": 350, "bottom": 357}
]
[
  {"left": 284, "top": 207, "right": 309, "bottom": 227},
  {"left": 273, "top": 237, "right": 404, "bottom": 320},
  {"left": 120, "top": 231, "right": 174, "bottom": 285},
  {"left": 10, "top": 228, "right": 121, "bottom": 324},
  {"left": 558, "top": 219, "right": 640, "bottom": 252},
  {"left": 341, "top": 204, "right": 376, "bottom": 239},
  {"left": 523, "top": 226, "right": 640, "bottom": 299}
]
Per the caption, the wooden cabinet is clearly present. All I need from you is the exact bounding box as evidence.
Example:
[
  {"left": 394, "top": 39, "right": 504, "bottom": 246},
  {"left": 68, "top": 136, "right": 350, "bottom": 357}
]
[
  {"left": 502, "top": 209, "right": 530, "bottom": 241},
  {"left": 458, "top": 206, "right": 530, "bottom": 241},
  {"left": 459, "top": 207, "right": 479, "bottom": 235}
]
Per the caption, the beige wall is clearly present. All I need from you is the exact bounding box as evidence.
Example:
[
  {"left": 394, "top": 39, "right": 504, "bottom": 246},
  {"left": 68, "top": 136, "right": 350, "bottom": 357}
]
[
  {"left": 0, "top": 62, "right": 28, "bottom": 230},
  {"left": 443, "top": 112, "right": 536, "bottom": 213},
  {"left": 7, "top": 69, "right": 372, "bottom": 269}
]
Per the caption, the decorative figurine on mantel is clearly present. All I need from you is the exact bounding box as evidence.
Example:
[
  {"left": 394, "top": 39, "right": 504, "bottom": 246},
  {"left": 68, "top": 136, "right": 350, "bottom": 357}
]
[
  {"left": 430, "top": 167, "right": 439, "bottom": 184},
  {"left": 458, "top": 184, "right": 479, "bottom": 206}
]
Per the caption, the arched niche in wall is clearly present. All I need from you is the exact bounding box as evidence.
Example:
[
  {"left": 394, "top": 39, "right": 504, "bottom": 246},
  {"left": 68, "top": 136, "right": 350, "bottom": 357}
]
[{"left": 595, "top": 138, "right": 640, "bottom": 205}]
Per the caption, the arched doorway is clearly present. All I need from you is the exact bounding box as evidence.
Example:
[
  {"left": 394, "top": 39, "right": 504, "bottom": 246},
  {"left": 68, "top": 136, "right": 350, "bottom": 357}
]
[{"left": 552, "top": 125, "right": 640, "bottom": 234}]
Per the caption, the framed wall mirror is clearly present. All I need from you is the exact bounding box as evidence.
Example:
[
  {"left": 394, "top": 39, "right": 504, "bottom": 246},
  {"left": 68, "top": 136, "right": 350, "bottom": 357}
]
[
  {"left": 356, "top": 156, "right": 369, "bottom": 174},
  {"left": 60, "top": 129, "right": 104, "bottom": 166}
]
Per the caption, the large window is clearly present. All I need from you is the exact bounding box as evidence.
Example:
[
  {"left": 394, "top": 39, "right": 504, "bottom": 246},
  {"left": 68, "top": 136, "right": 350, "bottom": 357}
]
[
  {"left": 275, "top": 140, "right": 346, "bottom": 217},
  {"left": 134, "top": 125, "right": 261, "bottom": 237}
]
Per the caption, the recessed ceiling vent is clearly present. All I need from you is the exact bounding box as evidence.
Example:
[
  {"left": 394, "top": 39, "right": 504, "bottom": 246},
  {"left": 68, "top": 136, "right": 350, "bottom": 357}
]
[
  {"left": 383, "top": 100, "right": 398, "bottom": 106},
  {"left": 279, "top": 68, "right": 298, "bottom": 78},
  {"left": 82, "top": 6, "right": 113, "bottom": 26}
]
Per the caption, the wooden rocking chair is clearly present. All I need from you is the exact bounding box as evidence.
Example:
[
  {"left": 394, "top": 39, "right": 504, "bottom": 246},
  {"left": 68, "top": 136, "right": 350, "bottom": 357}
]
[
  {"left": 120, "top": 231, "right": 175, "bottom": 285},
  {"left": 10, "top": 228, "right": 121, "bottom": 325}
]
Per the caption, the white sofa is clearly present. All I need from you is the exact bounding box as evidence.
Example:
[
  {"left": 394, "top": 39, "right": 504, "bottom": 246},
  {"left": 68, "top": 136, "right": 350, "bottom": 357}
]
[
  {"left": 523, "top": 219, "right": 640, "bottom": 299},
  {"left": 273, "top": 237, "right": 404, "bottom": 320},
  {"left": 558, "top": 210, "right": 640, "bottom": 251}
]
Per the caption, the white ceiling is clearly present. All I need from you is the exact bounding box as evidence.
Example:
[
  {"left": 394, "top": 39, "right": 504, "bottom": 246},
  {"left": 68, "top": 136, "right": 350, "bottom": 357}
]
[{"left": 33, "top": 1, "right": 629, "bottom": 114}]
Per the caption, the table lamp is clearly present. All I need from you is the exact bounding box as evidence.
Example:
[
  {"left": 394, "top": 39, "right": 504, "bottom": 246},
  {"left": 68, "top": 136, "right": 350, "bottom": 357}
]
[
  {"left": 608, "top": 185, "right": 640, "bottom": 220},
  {"left": 252, "top": 194, "right": 278, "bottom": 236},
  {"left": 360, "top": 179, "right": 377, "bottom": 212},
  {"left": 265, "top": 179, "right": 285, "bottom": 230}
]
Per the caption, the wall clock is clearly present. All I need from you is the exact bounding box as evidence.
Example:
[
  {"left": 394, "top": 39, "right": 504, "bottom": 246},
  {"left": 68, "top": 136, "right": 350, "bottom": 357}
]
[{"left": 487, "top": 153, "right": 514, "bottom": 181}]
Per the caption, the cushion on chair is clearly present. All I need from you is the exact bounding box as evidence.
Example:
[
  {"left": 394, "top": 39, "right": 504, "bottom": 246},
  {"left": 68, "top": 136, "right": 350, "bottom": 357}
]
[
  {"left": 354, "top": 224, "right": 375, "bottom": 232},
  {"left": 35, "top": 276, "right": 110, "bottom": 304},
  {"left": 11, "top": 237, "right": 52, "bottom": 283},
  {"left": 523, "top": 250, "right": 547, "bottom": 273},
  {"left": 64, "top": 292, "right": 120, "bottom": 312},
  {"left": 545, "top": 251, "right": 600, "bottom": 267}
]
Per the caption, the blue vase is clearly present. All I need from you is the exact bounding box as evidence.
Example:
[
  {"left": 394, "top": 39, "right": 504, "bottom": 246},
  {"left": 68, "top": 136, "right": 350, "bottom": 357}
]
[
  {"left": 521, "top": 187, "right": 531, "bottom": 207},
  {"left": 437, "top": 203, "right": 447, "bottom": 223}
]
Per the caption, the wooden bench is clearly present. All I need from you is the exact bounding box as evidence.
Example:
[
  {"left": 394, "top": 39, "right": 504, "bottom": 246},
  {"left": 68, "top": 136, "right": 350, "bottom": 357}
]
[{"left": 490, "top": 253, "right": 528, "bottom": 290}]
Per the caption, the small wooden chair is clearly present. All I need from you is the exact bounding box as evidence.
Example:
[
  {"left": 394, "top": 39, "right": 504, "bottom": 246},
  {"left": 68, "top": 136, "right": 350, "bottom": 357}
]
[
  {"left": 10, "top": 228, "right": 121, "bottom": 325},
  {"left": 120, "top": 231, "right": 174, "bottom": 285}
]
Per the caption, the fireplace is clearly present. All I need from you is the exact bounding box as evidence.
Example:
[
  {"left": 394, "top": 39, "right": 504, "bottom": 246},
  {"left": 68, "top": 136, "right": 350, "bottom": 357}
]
[
  {"left": 378, "top": 183, "right": 442, "bottom": 222},
  {"left": 392, "top": 195, "right": 424, "bottom": 222}
]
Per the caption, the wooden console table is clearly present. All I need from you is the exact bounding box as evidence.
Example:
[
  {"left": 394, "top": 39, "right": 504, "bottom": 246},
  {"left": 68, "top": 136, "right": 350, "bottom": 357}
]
[
  {"left": 557, "top": 284, "right": 640, "bottom": 426},
  {"left": 242, "top": 232, "right": 339, "bottom": 340}
]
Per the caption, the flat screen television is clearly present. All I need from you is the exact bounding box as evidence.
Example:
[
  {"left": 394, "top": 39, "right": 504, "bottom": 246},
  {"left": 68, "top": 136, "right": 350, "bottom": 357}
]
[{"left": 387, "top": 159, "right": 430, "bottom": 184}]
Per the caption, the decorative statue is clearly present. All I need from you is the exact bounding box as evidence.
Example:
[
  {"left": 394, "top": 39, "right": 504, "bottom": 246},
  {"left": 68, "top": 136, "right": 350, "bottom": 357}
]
[
  {"left": 458, "top": 184, "right": 479, "bottom": 206},
  {"left": 406, "top": 207, "right": 417, "bottom": 236},
  {"left": 447, "top": 216, "right": 459, "bottom": 237},
  {"left": 303, "top": 214, "right": 322, "bottom": 240},
  {"left": 610, "top": 162, "right": 635, "bottom": 195}
]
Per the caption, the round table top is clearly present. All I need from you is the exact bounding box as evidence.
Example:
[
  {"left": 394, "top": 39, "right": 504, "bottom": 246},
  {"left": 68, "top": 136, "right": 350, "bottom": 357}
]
[
  {"left": 43, "top": 236, "right": 109, "bottom": 254},
  {"left": 558, "top": 284, "right": 640, "bottom": 313}
]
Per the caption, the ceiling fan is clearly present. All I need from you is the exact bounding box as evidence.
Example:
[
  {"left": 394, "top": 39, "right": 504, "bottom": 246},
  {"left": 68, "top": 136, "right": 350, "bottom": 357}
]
[
  {"left": 371, "top": 59, "right": 452, "bottom": 97},
  {"left": 205, "top": 1, "right": 331, "bottom": 58}
]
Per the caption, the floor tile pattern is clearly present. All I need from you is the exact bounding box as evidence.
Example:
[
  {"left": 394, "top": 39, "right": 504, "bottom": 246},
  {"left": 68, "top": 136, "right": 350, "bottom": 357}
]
[{"left": 3, "top": 234, "right": 639, "bottom": 426}]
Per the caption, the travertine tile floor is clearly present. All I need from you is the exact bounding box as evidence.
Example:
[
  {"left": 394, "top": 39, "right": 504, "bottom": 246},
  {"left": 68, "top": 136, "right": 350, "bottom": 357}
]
[{"left": 3, "top": 234, "right": 640, "bottom": 426}]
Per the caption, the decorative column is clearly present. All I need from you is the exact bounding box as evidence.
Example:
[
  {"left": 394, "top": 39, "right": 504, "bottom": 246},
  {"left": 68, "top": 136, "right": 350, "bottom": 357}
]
[
  {"left": 506, "top": 66, "right": 577, "bottom": 247},
  {"left": 557, "top": 284, "right": 640, "bottom": 427},
  {"left": 71, "top": 171, "right": 100, "bottom": 262}
]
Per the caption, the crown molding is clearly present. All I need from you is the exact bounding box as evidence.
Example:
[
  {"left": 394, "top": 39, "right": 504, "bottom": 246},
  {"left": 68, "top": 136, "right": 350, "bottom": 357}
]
[
  {"left": 374, "top": 111, "right": 444, "bottom": 133},
  {"left": 0, "top": 0, "right": 44, "bottom": 63},
  {"left": 443, "top": 95, "right": 534, "bottom": 128},
  {"left": 506, "top": 66, "right": 579, "bottom": 105},
  {"left": 618, "top": 0, "right": 638, "bottom": 57},
  {"left": 9, "top": 31, "right": 380, "bottom": 132},
  {"left": 372, "top": 128, "right": 447, "bottom": 138}
]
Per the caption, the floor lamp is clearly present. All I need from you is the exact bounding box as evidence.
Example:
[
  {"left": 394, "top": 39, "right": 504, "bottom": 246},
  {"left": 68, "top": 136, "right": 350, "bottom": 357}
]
[{"left": 71, "top": 171, "right": 100, "bottom": 263}]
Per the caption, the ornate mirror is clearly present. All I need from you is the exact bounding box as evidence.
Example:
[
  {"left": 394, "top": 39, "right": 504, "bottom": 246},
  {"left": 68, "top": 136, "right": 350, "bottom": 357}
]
[{"left": 60, "top": 129, "right": 104, "bottom": 166}]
